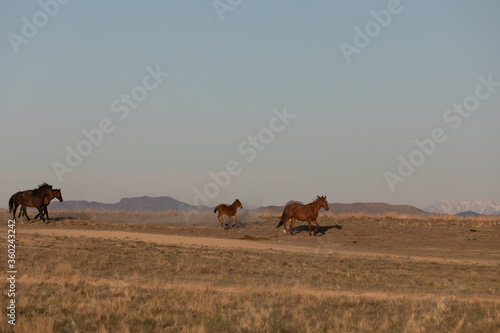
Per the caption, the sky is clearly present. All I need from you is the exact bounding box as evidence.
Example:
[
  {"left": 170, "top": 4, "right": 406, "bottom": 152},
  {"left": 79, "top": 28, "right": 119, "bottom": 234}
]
[{"left": 1, "top": 0, "right": 499, "bottom": 209}]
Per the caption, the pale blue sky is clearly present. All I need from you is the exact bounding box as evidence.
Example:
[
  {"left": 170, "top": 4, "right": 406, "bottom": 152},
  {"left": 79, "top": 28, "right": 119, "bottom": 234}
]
[{"left": 1, "top": 1, "right": 499, "bottom": 208}]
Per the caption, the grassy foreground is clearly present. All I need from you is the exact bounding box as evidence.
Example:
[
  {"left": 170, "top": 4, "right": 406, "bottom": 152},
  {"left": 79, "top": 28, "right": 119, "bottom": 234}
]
[{"left": 1, "top": 229, "right": 499, "bottom": 332}]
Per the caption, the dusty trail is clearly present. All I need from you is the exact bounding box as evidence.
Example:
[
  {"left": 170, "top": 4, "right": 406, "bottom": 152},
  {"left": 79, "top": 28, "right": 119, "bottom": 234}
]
[{"left": 22, "top": 228, "right": 499, "bottom": 266}]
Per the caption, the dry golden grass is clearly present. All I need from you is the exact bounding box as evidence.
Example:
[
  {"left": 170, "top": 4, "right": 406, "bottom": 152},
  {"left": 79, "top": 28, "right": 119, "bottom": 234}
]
[
  {"left": 1, "top": 209, "right": 499, "bottom": 331},
  {"left": 1, "top": 230, "right": 499, "bottom": 332}
]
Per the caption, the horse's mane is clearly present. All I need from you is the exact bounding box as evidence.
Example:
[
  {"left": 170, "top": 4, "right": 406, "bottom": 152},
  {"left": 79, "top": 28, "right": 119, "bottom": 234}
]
[
  {"left": 314, "top": 195, "right": 327, "bottom": 202},
  {"left": 33, "top": 182, "right": 53, "bottom": 193}
]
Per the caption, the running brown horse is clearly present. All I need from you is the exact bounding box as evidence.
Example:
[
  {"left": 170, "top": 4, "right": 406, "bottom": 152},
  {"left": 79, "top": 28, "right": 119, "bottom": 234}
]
[
  {"left": 8, "top": 183, "right": 60, "bottom": 222},
  {"left": 214, "top": 199, "right": 243, "bottom": 230},
  {"left": 19, "top": 187, "right": 63, "bottom": 221},
  {"left": 276, "top": 196, "right": 329, "bottom": 236}
]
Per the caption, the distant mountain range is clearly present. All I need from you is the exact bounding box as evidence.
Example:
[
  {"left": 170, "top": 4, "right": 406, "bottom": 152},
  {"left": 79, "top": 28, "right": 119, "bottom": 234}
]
[
  {"left": 50, "top": 196, "right": 426, "bottom": 216},
  {"left": 50, "top": 196, "right": 201, "bottom": 212},
  {"left": 46, "top": 197, "right": 500, "bottom": 217},
  {"left": 424, "top": 200, "right": 500, "bottom": 215},
  {"left": 331, "top": 202, "right": 425, "bottom": 215}
]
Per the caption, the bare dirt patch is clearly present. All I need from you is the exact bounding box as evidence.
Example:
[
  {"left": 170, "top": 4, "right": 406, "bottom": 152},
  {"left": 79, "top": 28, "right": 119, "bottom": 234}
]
[{"left": 20, "top": 227, "right": 499, "bottom": 266}]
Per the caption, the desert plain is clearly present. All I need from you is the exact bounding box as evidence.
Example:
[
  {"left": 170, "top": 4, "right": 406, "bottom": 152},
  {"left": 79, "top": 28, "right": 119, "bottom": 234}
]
[{"left": 1, "top": 209, "right": 499, "bottom": 332}]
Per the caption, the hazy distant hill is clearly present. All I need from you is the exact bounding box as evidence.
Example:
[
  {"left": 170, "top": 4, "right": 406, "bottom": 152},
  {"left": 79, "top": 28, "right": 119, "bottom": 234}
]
[
  {"left": 455, "top": 211, "right": 483, "bottom": 218},
  {"left": 257, "top": 202, "right": 426, "bottom": 216},
  {"left": 424, "top": 200, "right": 500, "bottom": 215},
  {"left": 50, "top": 196, "right": 203, "bottom": 212}
]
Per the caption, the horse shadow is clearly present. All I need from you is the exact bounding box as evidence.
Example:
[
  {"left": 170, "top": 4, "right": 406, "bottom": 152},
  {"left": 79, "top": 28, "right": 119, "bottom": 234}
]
[
  {"left": 29, "top": 216, "right": 77, "bottom": 223},
  {"left": 47, "top": 217, "right": 73, "bottom": 221},
  {"left": 225, "top": 219, "right": 256, "bottom": 229},
  {"left": 292, "top": 224, "right": 342, "bottom": 236}
]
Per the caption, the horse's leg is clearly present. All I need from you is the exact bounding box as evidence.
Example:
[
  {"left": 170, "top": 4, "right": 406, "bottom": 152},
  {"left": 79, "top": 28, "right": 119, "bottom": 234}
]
[
  {"left": 229, "top": 215, "right": 237, "bottom": 228},
  {"left": 222, "top": 215, "right": 227, "bottom": 229},
  {"left": 44, "top": 206, "right": 50, "bottom": 222},
  {"left": 290, "top": 218, "right": 296, "bottom": 236},
  {"left": 226, "top": 216, "right": 232, "bottom": 230},
  {"left": 12, "top": 204, "right": 18, "bottom": 220},
  {"left": 22, "top": 207, "right": 31, "bottom": 219},
  {"left": 308, "top": 219, "right": 312, "bottom": 236},
  {"left": 19, "top": 205, "right": 31, "bottom": 221},
  {"left": 218, "top": 213, "right": 227, "bottom": 229},
  {"left": 282, "top": 216, "right": 290, "bottom": 234},
  {"left": 39, "top": 207, "right": 46, "bottom": 222},
  {"left": 22, "top": 207, "right": 31, "bottom": 220},
  {"left": 36, "top": 207, "right": 46, "bottom": 222},
  {"left": 33, "top": 204, "right": 47, "bottom": 220},
  {"left": 34, "top": 207, "right": 42, "bottom": 219},
  {"left": 312, "top": 219, "right": 320, "bottom": 235}
]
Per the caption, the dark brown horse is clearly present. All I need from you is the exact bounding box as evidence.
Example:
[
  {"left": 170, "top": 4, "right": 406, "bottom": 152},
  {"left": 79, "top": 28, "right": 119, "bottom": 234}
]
[
  {"left": 214, "top": 199, "right": 243, "bottom": 230},
  {"left": 276, "top": 196, "right": 329, "bottom": 236},
  {"left": 20, "top": 188, "right": 63, "bottom": 221},
  {"left": 8, "top": 183, "right": 61, "bottom": 222}
]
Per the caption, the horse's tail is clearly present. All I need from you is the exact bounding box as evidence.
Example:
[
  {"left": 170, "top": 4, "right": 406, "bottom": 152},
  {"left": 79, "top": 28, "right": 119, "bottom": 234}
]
[
  {"left": 8, "top": 196, "right": 14, "bottom": 213},
  {"left": 276, "top": 211, "right": 286, "bottom": 228},
  {"left": 214, "top": 206, "right": 218, "bottom": 214}
]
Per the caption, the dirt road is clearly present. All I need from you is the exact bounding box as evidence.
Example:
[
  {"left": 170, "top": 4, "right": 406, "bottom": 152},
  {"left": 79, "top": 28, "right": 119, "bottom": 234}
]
[{"left": 22, "top": 228, "right": 499, "bottom": 266}]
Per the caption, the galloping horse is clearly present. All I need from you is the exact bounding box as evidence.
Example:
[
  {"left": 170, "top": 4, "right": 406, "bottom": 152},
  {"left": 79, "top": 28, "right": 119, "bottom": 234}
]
[
  {"left": 214, "top": 199, "right": 243, "bottom": 230},
  {"left": 8, "top": 183, "right": 62, "bottom": 222},
  {"left": 20, "top": 187, "right": 63, "bottom": 221},
  {"left": 276, "top": 196, "right": 329, "bottom": 236}
]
